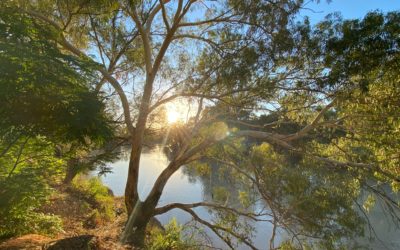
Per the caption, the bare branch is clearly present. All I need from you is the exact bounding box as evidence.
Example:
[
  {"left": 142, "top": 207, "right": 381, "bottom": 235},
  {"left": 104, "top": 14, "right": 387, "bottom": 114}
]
[
  {"left": 171, "top": 205, "right": 258, "bottom": 250},
  {"left": 235, "top": 130, "right": 295, "bottom": 149},
  {"left": 126, "top": 4, "right": 153, "bottom": 75},
  {"left": 144, "top": 0, "right": 172, "bottom": 32},
  {"left": 178, "top": 11, "right": 238, "bottom": 27},
  {"left": 173, "top": 34, "right": 220, "bottom": 49}
]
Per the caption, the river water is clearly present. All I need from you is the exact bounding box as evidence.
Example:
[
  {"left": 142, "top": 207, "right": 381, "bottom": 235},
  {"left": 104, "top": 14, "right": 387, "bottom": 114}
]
[{"left": 94, "top": 147, "right": 400, "bottom": 249}]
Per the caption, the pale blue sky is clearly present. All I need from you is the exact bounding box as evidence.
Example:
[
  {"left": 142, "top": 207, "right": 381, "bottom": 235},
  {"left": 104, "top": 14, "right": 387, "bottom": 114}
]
[{"left": 301, "top": 0, "right": 400, "bottom": 23}]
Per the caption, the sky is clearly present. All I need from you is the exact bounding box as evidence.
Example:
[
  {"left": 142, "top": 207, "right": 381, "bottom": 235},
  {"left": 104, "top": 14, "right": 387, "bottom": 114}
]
[{"left": 301, "top": 0, "right": 400, "bottom": 23}]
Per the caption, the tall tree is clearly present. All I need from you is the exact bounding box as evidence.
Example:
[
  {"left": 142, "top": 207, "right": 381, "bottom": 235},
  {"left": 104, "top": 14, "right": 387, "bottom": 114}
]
[{"left": 9, "top": 0, "right": 400, "bottom": 248}]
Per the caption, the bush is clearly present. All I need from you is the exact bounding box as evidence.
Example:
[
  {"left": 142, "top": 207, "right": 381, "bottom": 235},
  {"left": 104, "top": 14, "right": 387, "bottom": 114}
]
[
  {"left": 0, "top": 211, "right": 63, "bottom": 239},
  {"left": 71, "top": 175, "right": 114, "bottom": 221},
  {"left": 146, "top": 218, "right": 199, "bottom": 250},
  {"left": 0, "top": 137, "right": 64, "bottom": 239}
]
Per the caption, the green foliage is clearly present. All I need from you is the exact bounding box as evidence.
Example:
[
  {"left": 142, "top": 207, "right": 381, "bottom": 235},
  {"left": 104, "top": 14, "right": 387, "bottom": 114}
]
[
  {"left": 0, "top": 6, "right": 113, "bottom": 143},
  {"left": 0, "top": 1, "right": 399, "bottom": 249},
  {"left": 0, "top": 136, "right": 64, "bottom": 238},
  {"left": 0, "top": 6, "right": 116, "bottom": 238},
  {"left": 212, "top": 186, "right": 230, "bottom": 203},
  {"left": 321, "top": 11, "right": 400, "bottom": 89},
  {"left": 256, "top": 143, "right": 364, "bottom": 246},
  {"left": 196, "top": 137, "right": 367, "bottom": 248},
  {"left": 146, "top": 218, "right": 198, "bottom": 250},
  {"left": 279, "top": 241, "right": 303, "bottom": 250},
  {"left": 71, "top": 175, "right": 114, "bottom": 221},
  {"left": 0, "top": 212, "right": 63, "bottom": 240},
  {"left": 238, "top": 191, "right": 251, "bottom": 208}
]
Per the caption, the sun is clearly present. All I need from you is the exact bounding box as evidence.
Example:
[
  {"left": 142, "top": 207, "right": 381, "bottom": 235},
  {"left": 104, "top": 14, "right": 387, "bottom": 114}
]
[
  {"left": 164, "top": 99, "right": 198, "bottom": 124},
  {"left": 165, "top": 101, "right": 187, "bottom": 124},
  {"left": 167, "top": 109, "right": 180, "bottom": 124}
]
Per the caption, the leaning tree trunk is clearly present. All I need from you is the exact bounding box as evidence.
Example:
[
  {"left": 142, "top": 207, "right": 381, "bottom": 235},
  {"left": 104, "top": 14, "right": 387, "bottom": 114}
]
[
  {"left": 121, "top": 160, "right": 180, "bottom": 246},
  {"left": 120, "top": 200, "right": 155, "bottom": 246},
  {"left": 120, "top": 185, "right": 169, "bottom": 246}
]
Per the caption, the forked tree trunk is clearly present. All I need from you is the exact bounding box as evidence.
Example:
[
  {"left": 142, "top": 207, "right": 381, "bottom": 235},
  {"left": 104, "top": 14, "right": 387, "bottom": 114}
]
[
  {"left": 120, "top": 201, "right": 153, "bottom": 246},
  {"left": 121, "top": 6, "right": 181, "bottom": 245},
  {"left": 121, "top": 160, "right": 181, "bottom": 246},
  {"left": 122, "top": 90, "right": 154, "bottom": 246},
  {"left": 120, "top": 190, "right": 167, "bottom": 246}
]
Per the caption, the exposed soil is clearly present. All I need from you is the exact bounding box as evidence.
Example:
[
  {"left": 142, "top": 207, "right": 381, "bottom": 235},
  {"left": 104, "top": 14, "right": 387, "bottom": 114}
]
[{"left": 0, "top": 187, "right": 131, "bottom": 250}]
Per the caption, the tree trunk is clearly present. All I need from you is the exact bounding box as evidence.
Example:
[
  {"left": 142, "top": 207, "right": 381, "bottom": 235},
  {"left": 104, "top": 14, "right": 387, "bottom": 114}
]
[
  {"left": 120, "top": 201, "right": 153, "bottom": 246},
  {"left": 121, "top": 160, "right": 182, "bottom": 245},
  {"left": 63, "top": 158, "right": 79, "bottom": 185},
  {"left": 122, "top": 12, "right": 178, "bottom": 243},
  {"left": 124, "top": 143, "right": 142, "bottom": 214},
  {"left": 124, "top": 70, "right": 156, "bottom": 213}
]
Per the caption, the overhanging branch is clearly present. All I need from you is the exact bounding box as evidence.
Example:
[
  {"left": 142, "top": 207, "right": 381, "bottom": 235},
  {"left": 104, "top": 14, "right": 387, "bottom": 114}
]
[{"left": 170, "top": 205, "right": 258, "bottom": 250}]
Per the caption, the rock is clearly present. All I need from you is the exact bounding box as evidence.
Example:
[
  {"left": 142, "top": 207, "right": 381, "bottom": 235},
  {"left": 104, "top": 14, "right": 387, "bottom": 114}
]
[{"left": 43, "top": 235, "right": 99, "bottom": 250}]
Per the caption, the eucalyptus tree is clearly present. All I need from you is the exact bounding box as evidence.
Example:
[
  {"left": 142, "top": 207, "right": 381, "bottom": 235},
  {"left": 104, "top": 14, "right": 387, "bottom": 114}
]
[{"left": 9, "top": 0, "right": 400, "bottom": 248}]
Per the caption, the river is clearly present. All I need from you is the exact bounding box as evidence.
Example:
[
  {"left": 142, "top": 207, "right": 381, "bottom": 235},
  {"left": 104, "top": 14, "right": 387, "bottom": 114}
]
[{"left": 93, "top": 147, "right": 400, "bottom": 249}]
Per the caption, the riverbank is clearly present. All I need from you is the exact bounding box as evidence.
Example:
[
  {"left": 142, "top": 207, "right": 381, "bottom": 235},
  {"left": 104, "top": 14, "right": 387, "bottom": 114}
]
[
  {"left": 0, "top": 184, "right": 126, "bottom": 249},
  {"left": 0, "top": 182, "right": 165, "bottom": 250}
]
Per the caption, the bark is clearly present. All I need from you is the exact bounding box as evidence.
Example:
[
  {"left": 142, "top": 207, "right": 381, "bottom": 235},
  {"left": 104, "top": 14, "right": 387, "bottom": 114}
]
[
  {"left": 63, "top": 158, "right": 80, "bottom": 185},
  {"left": 124, "top": 137, "right": 142, "bottom": 214},
  {"left": 122, "top": 161, "right": 181, "bottom": 245},
  {"left": 122, "top": 2, "right": 192, "bottom": 245},
  {"left": 124, "top": 74, "right": 154, "bottom": 214},
  {"left": 120, "top": 200, "right": 154, "bottom": 246},
  {"left": 123, "top": 0, "right": 180, "bottom": 232}
]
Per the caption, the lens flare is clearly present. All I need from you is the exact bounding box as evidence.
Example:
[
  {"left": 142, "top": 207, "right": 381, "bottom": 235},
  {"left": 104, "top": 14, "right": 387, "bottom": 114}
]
[{"left": 167, "top": 109, "right": 180, "bottom": 124}]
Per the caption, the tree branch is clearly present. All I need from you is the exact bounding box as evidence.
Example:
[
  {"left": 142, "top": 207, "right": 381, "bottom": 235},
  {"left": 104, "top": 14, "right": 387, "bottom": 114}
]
[
  {"left": 171, "top": 205, "right": 258, "bottom": 250},
  {"left": 284, "top": 99, "right": 336, "bottom": 141},
  {"left": 25, "top": 9, "right": 136, "bottom": 135},
  {"left": 159, "top": 0, "right": 170, "bottom": 31},
  {"left": 154, "top": 201, "right": 271, "bottom": 221},
  {"left": 7, "top": 138, "right": 29, "bottom": 178}
]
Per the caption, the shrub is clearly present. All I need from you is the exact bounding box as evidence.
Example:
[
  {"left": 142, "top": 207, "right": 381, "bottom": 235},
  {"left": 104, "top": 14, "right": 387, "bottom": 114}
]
[
  {"left": 146, "top": 218, "right": 199, "bottom": 250},
  {"left": 71, "top": 175, "right": 114, "bottom": 221},
  {"left": 0, "top": 137, "right": 64, "bottom": 239}
]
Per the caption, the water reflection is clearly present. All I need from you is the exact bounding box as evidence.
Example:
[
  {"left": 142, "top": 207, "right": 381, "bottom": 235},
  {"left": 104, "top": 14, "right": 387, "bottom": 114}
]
[
  {"left": 95, "top": 146, "right": 400, "bottom": 249},
  {"left": 355, "top": 190, "right": 400, "bottom": 249},
  {"left": 97, "top": 146, "right": 273, "bottom": 249}
]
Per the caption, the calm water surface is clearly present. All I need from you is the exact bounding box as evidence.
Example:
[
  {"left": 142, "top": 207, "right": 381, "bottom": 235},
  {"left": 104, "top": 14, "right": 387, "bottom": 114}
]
[{"left": 95, "top": 147, "right": 400, "bottom": 249}]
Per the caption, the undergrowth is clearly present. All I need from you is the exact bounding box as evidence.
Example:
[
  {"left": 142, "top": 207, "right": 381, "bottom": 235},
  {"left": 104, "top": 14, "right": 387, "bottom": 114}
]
[
  {"left": 146, "top": 218, "right": 200, "bottom": 250},
  {"left": 71, "top": 175, "right": 115, "bottom": 224}
]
